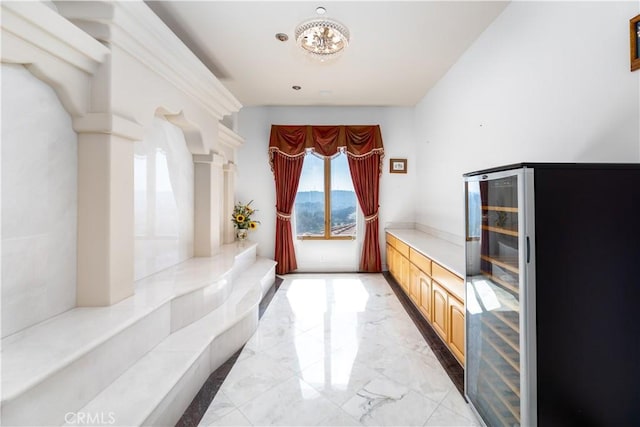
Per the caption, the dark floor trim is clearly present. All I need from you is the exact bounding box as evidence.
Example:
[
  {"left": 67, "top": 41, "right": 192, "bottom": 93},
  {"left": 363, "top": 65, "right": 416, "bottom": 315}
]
[
  {"left": 258, "top": 276, "right": 283, "bottom": 318},
  {"left": 382, "top": 272, "right": 465, "bottom": 397},
  {"left": 175, "top": 276, "right": 284, "bottom": 427}
]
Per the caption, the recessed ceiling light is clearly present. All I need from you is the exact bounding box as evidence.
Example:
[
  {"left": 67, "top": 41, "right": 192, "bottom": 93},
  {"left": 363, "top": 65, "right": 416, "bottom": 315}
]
[
  {"left": 275, "top": 33, "right": 289, "bottom": 42},
  {"left": 292, "top": 85, "right": 302, "bottom": 90},
  {"left": 316, "top": 6, "right": 326, "bottom": 15}
]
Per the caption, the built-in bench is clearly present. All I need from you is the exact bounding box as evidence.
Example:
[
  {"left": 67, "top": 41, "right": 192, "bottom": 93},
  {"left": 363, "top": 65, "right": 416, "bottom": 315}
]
[{"left": 1, "top": 242, "right": 276, "bottom": 426}]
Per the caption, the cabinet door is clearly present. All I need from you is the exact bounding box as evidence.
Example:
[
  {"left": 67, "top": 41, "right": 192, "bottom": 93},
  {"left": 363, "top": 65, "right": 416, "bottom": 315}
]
[
  {"left": 392, "top": 246, "right": 400, "bottom": 282},
  {"left": 409, "top": 263, "right": 421, "bottom": 305},
  {"left": 386, "top": 243, "right": 396, "bottom": 278},
  {"left": 431, "top": 281, "right": 448, "bottom": 341},
  {"left": 418, "top": 271, "right": 432, "bottom": 322},
  {"left": 399, "top": 253, "right": 410, "bottom": 292},
  {"left": 448, "top": 296, "right": 465, "bottom": 364}
]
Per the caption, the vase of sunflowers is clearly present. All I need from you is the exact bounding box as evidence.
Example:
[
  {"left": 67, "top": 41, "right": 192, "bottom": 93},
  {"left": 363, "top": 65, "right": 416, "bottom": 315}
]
[{"left": 232, "top": 200, "right": 259, "bottom": 241}]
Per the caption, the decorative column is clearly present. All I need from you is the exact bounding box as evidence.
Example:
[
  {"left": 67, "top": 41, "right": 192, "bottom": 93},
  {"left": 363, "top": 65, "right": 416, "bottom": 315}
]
[
  {"left": 193, "top": 152, "right": 226, "bottom": 256},
  {"left": 75, "top": 114, "right": 144, "bottom": 306},
  {"left": 212, "top": 155, "right": 225, "bottom": 251},
  {"left": 218, "top": 125, "right": 243, "bottom": 245},
  {"left": 223, "top": 162, "right": 238, "bottom": 244}
]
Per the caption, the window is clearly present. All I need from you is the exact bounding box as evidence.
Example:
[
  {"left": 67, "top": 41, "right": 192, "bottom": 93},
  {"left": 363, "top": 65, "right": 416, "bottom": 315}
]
[
  {"left": 294, "top": 152, "right": 357, "bottom": 239},
  {"left": 465, "top": 181, "right": 481, "bottom": 241}
]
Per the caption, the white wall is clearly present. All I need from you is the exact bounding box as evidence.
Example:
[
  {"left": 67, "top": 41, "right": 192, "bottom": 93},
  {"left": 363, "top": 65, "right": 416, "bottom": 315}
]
[
  {"left": 413, "top": 1, "right": 640, "bottom": 239},
  {"left": 134, "top": 117, "right": 195, "bottom": 280},
  {"left": 1, "top": 64, "right": 77, "bottom": 337},
  {"left": 236, "top": 106, "right": 416, "bottom": 271}
]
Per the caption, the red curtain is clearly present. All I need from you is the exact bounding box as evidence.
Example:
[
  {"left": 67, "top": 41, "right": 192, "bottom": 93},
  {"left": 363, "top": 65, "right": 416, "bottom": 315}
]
[
  {"left": 348, "top": 152, "right": 382, "bottom": 272},
  {"left": 269, "top": 125, "right": 384, "bottom": 274},
  {"left": 269, "top": 126, "right": 307, "bottom": 275},
  {"left": 272, "top": 154, "right": 304, "bottom": 274}
]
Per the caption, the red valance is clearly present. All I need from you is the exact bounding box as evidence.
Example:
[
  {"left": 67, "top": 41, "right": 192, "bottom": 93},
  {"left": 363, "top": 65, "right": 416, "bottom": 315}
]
[{"left": 269, "top": 125, "right": 384, "bottom": 165}]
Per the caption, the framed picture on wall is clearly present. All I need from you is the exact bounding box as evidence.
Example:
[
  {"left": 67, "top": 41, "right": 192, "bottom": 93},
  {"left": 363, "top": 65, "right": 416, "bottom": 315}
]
[
  {"left": 389, "top": 158, "right": 407, "bottom": 174},
  {"left": 631, "top": 14, "right": 640, "bottom": 71}
]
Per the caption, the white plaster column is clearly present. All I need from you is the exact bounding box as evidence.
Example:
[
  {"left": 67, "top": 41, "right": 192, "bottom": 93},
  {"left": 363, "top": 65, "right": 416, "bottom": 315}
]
[
  {"left": 75, "top": 117, "right": 142, "bottom": 306},
  {"left": 213, "top": 158, "right": 225, "bottom": 250},
  {"left": 193, "top": 152, "right": 225, "bottom": 256},
  {"left": 223, "top": 163, "right": 238, "bottom": 244}
]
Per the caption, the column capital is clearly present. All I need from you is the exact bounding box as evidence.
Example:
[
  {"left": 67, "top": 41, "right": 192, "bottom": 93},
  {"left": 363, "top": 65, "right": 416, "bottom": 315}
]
[
  {"left": 73, "top": 113, "right": 145, "bottom": 141},
  {"left": 223, "top": 162, "right": 238, "bottom": 173},
  {"left": 193, "top": 151, "right": 225, "bottom": 167}
]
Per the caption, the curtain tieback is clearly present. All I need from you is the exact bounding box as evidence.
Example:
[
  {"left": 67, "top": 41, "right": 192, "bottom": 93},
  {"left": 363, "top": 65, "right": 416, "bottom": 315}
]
[
  {"left": 276, "top": 211, "right": 292, "bottom": 221},
  {"left": 364, "top": 212, "right": 378, "bottom": 223}
]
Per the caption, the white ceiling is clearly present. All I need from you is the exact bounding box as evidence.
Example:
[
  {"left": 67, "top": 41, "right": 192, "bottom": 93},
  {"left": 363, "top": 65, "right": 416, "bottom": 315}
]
[{"left": 147, "top": 1, "right": 508, "bottom": 107}]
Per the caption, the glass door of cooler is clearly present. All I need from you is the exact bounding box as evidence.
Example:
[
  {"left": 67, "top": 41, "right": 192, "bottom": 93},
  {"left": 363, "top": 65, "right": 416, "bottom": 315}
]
[{"left": 465, "top": 171, "right": 523, "bottom": 427}]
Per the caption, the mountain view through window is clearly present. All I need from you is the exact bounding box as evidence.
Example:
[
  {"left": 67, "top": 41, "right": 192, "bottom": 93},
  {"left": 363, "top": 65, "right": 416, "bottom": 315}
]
[{"left": 295, "top": 153, "right": 357, "bottom": 238}]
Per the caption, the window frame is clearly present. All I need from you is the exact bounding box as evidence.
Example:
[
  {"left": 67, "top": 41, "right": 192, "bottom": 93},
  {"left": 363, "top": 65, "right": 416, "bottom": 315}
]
[{"left": 296, "top": 154, "right": 356, "bottom": 241}]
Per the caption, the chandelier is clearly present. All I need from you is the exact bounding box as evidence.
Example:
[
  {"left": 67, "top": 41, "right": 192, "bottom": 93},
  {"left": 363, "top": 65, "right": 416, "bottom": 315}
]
[{"left": 295, "top": 18, "right": 350, "bottom": 61}]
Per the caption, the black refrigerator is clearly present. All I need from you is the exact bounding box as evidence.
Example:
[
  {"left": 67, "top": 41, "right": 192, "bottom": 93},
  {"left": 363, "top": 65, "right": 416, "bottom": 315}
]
[{"left": 463, "top": 163, "right": 640, "bottom": 427}]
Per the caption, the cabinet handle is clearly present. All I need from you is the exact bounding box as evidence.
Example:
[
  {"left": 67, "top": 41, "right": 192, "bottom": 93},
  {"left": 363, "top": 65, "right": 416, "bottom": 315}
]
[{"left": 526, "top": 236, "right": 530, "bottom": 263}]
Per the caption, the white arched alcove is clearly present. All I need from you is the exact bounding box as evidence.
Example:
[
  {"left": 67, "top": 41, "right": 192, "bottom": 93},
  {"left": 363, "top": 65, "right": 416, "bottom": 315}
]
[
  {"left": 1, "top": 63, "right": 78, "bottom": 337},
  {"left": 134, "top": 116, "right": 195, "bottom": 280}
]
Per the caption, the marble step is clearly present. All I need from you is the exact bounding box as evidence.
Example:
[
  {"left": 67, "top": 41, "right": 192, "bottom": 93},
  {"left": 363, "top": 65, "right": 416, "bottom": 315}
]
[
  {"left": 0, "top": 243, "right": 266, "bottom": 426},
  {"left": 65, "top": 258, "right": 276, "bottom": 426}
]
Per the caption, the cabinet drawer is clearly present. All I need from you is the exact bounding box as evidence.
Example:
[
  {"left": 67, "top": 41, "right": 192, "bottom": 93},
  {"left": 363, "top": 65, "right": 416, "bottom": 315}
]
[
  {"left": 395, "top": 239, "right": 410, "bottom": 258},
  {"left": 386, "top": 233, "right": 397, "bottom": 248},
  {"left": 432, "top": 263, "right": 464, "bottom": 301},
  {"left": 410, "top": 248, "right": 432, "bottom": 276}
]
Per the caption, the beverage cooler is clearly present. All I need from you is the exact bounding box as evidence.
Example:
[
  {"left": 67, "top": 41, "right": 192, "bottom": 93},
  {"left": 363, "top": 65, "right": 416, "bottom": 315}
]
[{"left": 463, "top": 163, "right": 640, "bottom": 427}]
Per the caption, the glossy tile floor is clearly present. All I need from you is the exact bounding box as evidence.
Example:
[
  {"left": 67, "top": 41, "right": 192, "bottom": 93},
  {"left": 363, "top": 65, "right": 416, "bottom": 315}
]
[{"left": 198, "top": 274, "right": 480, "bottom": 426}]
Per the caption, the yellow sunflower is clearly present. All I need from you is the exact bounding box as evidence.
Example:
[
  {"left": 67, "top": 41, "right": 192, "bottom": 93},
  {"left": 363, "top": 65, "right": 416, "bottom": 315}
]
[
  {"left": 235, "top": 214, "right": 245, "bottom": 223},
  {"left": 249, "top": 221, "right": 258, "bottom": 229}
]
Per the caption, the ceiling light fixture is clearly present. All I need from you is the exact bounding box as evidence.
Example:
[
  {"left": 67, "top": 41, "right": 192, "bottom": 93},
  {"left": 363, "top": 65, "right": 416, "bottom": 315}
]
[
  {"left": 295, "top": 17, "right": 350, "bottom": 61},
  {"left": 275, "top": 33, "right": 289, "bottom": 42}
]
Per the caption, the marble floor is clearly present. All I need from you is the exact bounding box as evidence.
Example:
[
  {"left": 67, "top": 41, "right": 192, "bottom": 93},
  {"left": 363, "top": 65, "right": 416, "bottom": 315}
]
[{"left": 198, "top": 273, "right": 480, "bottom": 427}]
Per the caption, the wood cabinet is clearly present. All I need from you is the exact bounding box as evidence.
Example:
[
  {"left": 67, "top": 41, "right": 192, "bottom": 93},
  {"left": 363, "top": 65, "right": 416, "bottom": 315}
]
[
  {"left": 410, "top": 248, "right": 431, "bottom": 276},
  {"left": 448, "top": 295, "right": 465, "bottom": 363},
  {"left": 409, "top": 264, "right": 420, "bottom": 305},
  {"left": 432, "top": 263, "right": 464, "bottom": 302},
  {"left": 398, "top": 252, "right": 410, "bottom": 293},
  {"left": 386, "top": 231, "right": 465, "bottom": 366},
  {"left": 388, "top": 240, "right": 410, "bottom": 292},
  {"left": 431, "top": 281, "right": 449, "bottom": 341},
  {"left": 418, "top": 271, "right": 432, "bottom": 322},
  {"left": 386, "top": 243, "right": 396, "bottom": 278}
]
